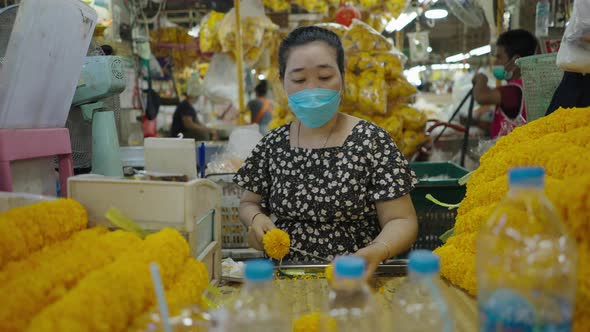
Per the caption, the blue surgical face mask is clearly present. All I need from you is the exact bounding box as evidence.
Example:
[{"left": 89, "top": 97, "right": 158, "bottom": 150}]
[{"left": 288, "top": 88, "right": 341, "bottom": 128}]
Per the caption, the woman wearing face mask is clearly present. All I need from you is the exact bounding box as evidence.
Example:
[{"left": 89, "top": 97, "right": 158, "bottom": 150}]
[
  {"left": 233, "top": 26, "right": 418, "bottom": 275},
  {"left": 472, "top": 29, "right": 539, "bottom": 139}
]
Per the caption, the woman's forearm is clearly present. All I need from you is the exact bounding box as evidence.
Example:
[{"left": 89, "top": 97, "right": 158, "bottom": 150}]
[
  {"left": 371, "top": 218, "right": 418, "bottom": 260},
  {"left": 238, "top": 201, "right": 266, "bottom": 228}
]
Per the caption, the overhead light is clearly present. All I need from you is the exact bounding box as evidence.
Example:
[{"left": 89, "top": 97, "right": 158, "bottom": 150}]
[
  {"left": 445, "top": 53, "right": 470, "bottom": 63},
  {"left": 431, "top": 63, "right": 471, "bottom": 70},
  {"left": 427, "top": 46, "right": 433, "bottom": 53},
  {"left": 258, "top": 74, "right": 266, "bottom": 80},
  {"left": 188, "top": 26, "right": 200, "bottom": 38},
  {"left": 251, "top": 69, "right": 257, "bottom": 74},
  {"left": 385, "top": 12, "right": 418, "bottom": 33},
  {"left": 469, "top": 45, "right": 491, "bottom": 56},
  {"left": 424, "top": 8, "right": 448, "bottom": 20}
]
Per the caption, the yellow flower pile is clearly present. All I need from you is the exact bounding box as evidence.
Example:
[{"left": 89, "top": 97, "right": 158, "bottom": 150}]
[
  {"left": 263, "top": 229, "right": 291, "bottom": 260},
  {"left": 433, "top": 107, "right": 590, "bottom": 332},
  {"left": 264, "top": 0, "right": 290, "bottom": 12},
  {"left": 150, "top": 26, "right": 199, "bottom": 69},
  {"left": 293, "top": 312, "right": 337, "bottom": 332},
  {"left": 0, "top": 201, "right": 210, "bottom": 332},
  {"left": 218, "top": 10, "right": 278, "bottom": 67},
  {"left": 0, "top": 199, "right": 86, "bottom": 269},
  {"left": 199, "top": 11, "right": 225, "bottom": 53}
]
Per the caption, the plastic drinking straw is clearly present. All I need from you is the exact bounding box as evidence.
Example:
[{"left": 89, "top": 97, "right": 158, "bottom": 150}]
[
  {"left": 149, "top": 262, "right": 172, "bottom": 332},
  {"left": 199, "top": 142, "right": 206, "bottom": 178}
]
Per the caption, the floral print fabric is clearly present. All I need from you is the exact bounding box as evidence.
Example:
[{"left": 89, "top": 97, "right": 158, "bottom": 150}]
[{"left": 234, "top": 120, "right": 417, "bottom": 262}]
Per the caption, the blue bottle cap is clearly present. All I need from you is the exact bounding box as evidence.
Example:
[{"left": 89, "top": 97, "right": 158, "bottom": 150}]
[
  {"left": 508, "top": 167, "right": 545, "bottom": 188},
  {"left": 244, "top": 259, "right": 274, "bottom": 282},
  {"left": 408, "top": 250, "right": 440, "bottom": 274},
  {"left": 334, "top": 256, "right": 366, "bottom": 279}
]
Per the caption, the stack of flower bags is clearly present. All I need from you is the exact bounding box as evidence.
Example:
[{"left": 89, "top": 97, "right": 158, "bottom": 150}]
[
  {"left": 0, "top": 199, "right": 209, "bottom": 332},
  {"left": 434, "top": 107, "right": 590, "bottom": 331}
]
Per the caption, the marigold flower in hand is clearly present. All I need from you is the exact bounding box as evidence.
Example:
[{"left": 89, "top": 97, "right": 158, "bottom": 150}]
[{"left": 262, "top": 229, "right": 290, "bottom": 260}]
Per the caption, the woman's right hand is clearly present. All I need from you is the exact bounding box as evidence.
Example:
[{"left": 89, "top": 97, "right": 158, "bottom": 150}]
[{"left": 247, "top": 214, "right": 276, "bottom": 251}]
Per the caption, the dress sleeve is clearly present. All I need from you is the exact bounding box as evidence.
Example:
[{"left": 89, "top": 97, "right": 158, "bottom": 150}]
[
  {"left": 367, "top": 126, "right": 418, "bottom": 202},
  {"left": 233, "top": 134, "right": 272, "bottom": 198}
]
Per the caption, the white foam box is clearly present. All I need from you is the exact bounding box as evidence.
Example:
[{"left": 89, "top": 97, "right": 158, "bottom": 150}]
[{"left": 68, "top": 175, "right": 222, "bottom": 284}]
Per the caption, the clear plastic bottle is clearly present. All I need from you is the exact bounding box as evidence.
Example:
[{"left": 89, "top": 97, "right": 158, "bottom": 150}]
[
  {"left": 222, "top": 259, "right": 290, "bottom": 332},
  {"left": 324, "top": 256, "right": 379, "bottom": 331},
  {"left": 392, "top": 250, "right": 453, "bottom": 332},
  {"left": 535, "top": 0, "right": 550, "bottom": 37},
  {"left": 477, "top": 167, "right": 577, "bottom": 331}
]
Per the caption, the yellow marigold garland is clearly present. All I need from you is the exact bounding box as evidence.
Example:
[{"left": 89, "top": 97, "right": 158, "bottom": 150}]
[
  {"left": 0, "top": 199, "right": 87, "bottom": 268},
  {"left": 26, "top": 228, "right": 189, "bottom": 332},
  {"left": 263, "top": 228, "right": 291, "bottom": 260},
  {"left": 292, "top": 312, "right": 337, "bottom": 332},
  {"left": 0, "top": 228, "right": 140, "bottom": 332},
  {"left": 434, "top": 107, "right": 590, "bottom": 332}
]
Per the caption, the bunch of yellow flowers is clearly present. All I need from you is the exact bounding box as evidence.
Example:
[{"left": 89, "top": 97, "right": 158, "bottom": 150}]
[
  {"left": 0, "top": 200, "right": 211, "bottom": 332},
  {"left": 434, "top": 107, "right": 590, "bottom": 332},
  {"left": 0, "top": 199, "right": 86, "bottom": 269}
]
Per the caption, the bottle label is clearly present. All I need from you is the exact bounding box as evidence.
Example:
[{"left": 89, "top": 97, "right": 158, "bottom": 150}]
[{"left": 479, "top": 306, "right": 572, "bottom": 332}]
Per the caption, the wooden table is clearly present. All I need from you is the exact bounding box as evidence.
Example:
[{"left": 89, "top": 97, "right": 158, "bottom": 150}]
[{"left": 219, "top": 277, "right": 478, "bottom": 331}]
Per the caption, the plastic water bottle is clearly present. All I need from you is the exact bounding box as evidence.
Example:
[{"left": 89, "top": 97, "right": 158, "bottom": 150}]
[
  {"left": 477, "top": 167, "right": 577, "bottom": 331},
  {"left": 535, "top": 0, "right": 550, "bottom": 37},
  {"left": 223, "top": 259, "right": 290, "bottom": 332},
  {"left": 392, "top": 250, "right": 453, "bottom": 332},
  {"left": 325, "top": 256, "right": 379, "bottom": 331}
]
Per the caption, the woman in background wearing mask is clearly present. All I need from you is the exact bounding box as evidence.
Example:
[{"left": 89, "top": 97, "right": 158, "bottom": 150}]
[
  {"left": 233, "top": 26, "right": 418, "bottom": 275},
  {"left": 472, "top": 29, "right": 538, "bottom": 138}
]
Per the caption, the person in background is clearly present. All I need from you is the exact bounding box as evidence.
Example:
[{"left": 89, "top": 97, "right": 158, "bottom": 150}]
[
  {"left": 546, "top": 34, "right": 590, "bottom": 115},
  {"left": 471, "top": 29, "right": 539, "bottom": 139},
  {"left": 247, "top": 80, "right": 273, "bottom": 135},
  {"left": 170, "top": 93, "right": 218, "bottom": 140}
]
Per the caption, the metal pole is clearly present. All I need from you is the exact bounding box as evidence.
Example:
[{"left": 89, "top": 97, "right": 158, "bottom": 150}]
[
  {"left": 433, "top": 89, "right": 473, "bottom": 144},
  {"left": 460, "top": 92, "right": 475, "bottom": 167},
  {"left": 234, "top": 0, "right": 246, "bottom": 125}
]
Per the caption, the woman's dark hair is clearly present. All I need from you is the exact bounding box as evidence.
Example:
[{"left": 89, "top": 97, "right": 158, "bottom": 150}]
[
  {"left": 497, "top": 29, "right": 539, "bottom": 58},
  {"left": 278, "top": 26, "right": 345, "bottom": 79}
]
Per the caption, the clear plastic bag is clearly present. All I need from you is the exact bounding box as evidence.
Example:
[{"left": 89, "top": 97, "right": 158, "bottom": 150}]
[
  {"left": 342, "top": 71, "right": 360, "bottom": 107},
  {"left": 218, "top": 0, "right": 276, "bottom": 61},
  {"left": 357, "top": 67, "right": 388, "bottom": 115},
  {"left": 263, "top": 0, "right": 290, "bottom": 12},
  {"left": 342, "top": 19, "right": 393, "bottom": 52},
  {"left": 556, "top": 0, "right": 590, "bottom": 73},
  {"left": 199, "top": 11, "right": 224, "bottom": 53},
  {"left": 292, "top": 0, "right": 329, "bottom": 14},
  {"left": 387, "top": 77, "right": 418, "bottom": 103},
  {"left": 202, "top": 53, "right": 238, "bottom": 104},
  {"left": 315, "top": 22, "right": 349, "bottom": 38},
  {"left": 206, "top": 125, "right": 263, "bottom": 175}
]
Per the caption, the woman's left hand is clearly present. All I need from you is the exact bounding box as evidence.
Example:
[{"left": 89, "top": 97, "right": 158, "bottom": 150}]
[{"left": 354, "top": 245, "right": 389, "bottom": 278}]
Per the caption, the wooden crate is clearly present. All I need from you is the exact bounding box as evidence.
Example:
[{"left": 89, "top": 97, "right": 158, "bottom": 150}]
[{"left": 68, "top": 175, "right": 222, "bottom": 284}]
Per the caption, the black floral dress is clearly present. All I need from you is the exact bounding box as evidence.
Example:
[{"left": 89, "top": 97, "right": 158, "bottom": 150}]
[{"left": 234, "top": 120, "right": 417, "bottom": 263}]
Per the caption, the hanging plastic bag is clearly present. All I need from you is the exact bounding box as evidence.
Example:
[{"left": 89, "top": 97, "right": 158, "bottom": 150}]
[
  {"left": 342, "top": 19, "right": 393, "bottom": 52},
  {"left": 556, "top": 0, "right": 590, "bottom": 73},
  {"left": 315, "top": 22, "right": 349, "bottom": 38},
  {"left": 202, "top": 53, "right": 238, "bottom": 104},
  {"left": 199, "top": 11, "right": 225, "bottom": 53},
  {"left": 357, "top": 67, "right": 388, "bottom": 115}
]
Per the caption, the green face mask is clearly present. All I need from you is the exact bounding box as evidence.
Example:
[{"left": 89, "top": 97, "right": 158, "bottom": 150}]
[{"left": 492, "top": 56, "right": 516, "bottom": 80}]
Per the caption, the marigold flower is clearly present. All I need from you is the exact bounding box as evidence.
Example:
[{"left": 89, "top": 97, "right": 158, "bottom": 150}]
[
  {"left": 0, "top": 199, "right": 87, "bottom": 269},
  {"left": 436, "top": 107, "right": 590, "bottom": 331},
  {"left": 293, "top": 312, "right": 336, "bottom": 332},
  {"left": 263, "top": 228, "right": 291, "bottom": 260}
]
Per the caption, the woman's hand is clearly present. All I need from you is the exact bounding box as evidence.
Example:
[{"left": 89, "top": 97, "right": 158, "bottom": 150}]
[
  {"left": 355, "top": 244, "right": 389, "bottom": 278},
  {"left": 247, "top": 214, "right": 276, "bottom": 251}
]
